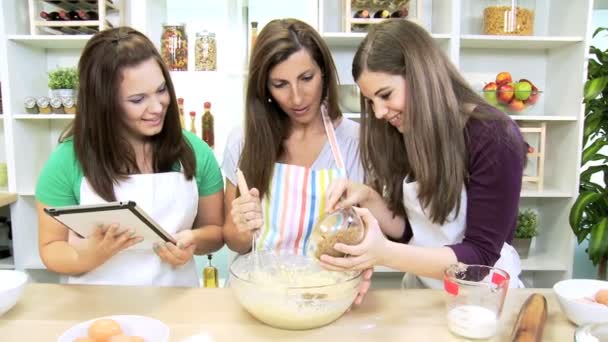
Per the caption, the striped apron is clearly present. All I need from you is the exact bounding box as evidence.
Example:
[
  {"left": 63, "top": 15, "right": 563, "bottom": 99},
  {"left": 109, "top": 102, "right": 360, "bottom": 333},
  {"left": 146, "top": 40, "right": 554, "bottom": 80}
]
[{"left": 256, "top": 112, "right": 346, "bottom": 256}]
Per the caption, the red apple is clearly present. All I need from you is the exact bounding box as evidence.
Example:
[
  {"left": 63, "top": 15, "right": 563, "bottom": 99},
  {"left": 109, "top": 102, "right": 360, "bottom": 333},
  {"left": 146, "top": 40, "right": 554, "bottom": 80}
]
[
  {"left": 496, "top": 72, "right": 513, "bottom": 86},
  {"left": 483, "top": 82, "right": 498, "bottom": 105},
  {"left": 497, "top": 83, "right": 515, "bottom": 104},
  {"left": 508, "top": 98, "right": 525, "bottom": 112}
]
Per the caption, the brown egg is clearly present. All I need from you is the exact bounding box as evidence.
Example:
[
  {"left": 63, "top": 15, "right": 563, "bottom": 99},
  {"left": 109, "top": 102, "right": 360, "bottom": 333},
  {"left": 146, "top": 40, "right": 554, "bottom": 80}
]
[
  {"left": 74, "top": 338, "right": 96, "bottom": 342},
  {"left": 88, "top": 318, "right": 123, "bottom": 342},
  {"left": 595, "top": 289, "right": 608, "bottom": 305}
]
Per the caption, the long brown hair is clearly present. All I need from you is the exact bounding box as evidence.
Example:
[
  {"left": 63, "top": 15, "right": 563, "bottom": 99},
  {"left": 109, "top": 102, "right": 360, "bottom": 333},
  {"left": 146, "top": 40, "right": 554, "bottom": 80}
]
[
  {"left": 61, "top": 27, "right": 195, "bottom": 201},
  {"left": 239, "top": 18, "right": 341, "bottom": 197},
  {"left": 353, "top": 20, "right": 520, "bottom": 223}
]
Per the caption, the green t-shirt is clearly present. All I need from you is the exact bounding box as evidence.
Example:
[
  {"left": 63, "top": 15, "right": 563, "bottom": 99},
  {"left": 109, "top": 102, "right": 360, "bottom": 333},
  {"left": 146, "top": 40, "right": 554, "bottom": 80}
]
[{"left": 35, "top": 131, "right": 223, "bottom": 206}]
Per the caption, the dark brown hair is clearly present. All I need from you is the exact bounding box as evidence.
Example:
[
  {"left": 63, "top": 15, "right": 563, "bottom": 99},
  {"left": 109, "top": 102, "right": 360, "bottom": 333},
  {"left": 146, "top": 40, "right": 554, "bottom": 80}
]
[
  {"left": 239, "top": 18, "right": 341, "bottom": 197},
  {"left": 353, "top": 20, "right": 522, "bottom": 223},
  {"left": 60, "top": 27, "right": 195, "bottom": 201}
]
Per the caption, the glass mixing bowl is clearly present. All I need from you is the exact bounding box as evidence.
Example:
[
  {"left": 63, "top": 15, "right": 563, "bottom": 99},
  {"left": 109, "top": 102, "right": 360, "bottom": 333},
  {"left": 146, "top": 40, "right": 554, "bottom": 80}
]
[{"left": 229, "top": 252, "right": 362, "bottom": 330}]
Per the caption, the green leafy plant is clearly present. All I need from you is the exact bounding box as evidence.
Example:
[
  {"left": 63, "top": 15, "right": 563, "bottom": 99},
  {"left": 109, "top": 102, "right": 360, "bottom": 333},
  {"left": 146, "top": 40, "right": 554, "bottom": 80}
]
[
  {"left": 48, "top": 67, "right": 78, "bottom": 90},
  {"left": 516, "top": 209, "right": 539, "bottom": 239},
  {"left": 569, "top": 27, "right": 608, "bottom": 280}
]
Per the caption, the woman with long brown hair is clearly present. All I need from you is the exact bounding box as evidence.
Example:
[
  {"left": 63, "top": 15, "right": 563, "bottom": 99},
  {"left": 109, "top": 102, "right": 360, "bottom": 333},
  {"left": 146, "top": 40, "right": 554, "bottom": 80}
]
[
  {"left": 222, "top": 18, "right": 364, "bottom": 257},
  {"left": 35, "top": 27, "right": 224, "bottom": 286},
  {"left": 321, "top": 20, "right": 526, "bottom": 288}
]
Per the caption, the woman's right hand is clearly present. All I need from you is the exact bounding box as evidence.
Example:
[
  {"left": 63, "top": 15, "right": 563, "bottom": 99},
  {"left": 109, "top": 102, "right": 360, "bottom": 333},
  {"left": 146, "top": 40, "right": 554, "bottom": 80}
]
[
  {"left": 79, "top": 224, "right": 143, "bottom": 267},
  {"left": 326, "top": 178, "right": 372, "bottom": 212},
  {"left": 230, "top": 188, "right": 263, "bottom": 233}
]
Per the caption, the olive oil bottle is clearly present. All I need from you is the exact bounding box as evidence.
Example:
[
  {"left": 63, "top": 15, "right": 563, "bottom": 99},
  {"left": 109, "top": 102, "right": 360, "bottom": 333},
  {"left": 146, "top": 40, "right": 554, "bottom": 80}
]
[{"left": 203, "top": 254, "right": 219, "bottom": 288}]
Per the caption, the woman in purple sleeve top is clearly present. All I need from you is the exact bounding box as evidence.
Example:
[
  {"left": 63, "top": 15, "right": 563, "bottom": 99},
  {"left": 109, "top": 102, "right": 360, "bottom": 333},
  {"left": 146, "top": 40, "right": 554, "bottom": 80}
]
[{"left": 320, "top": 20, "right": 527, "bottom": 289}]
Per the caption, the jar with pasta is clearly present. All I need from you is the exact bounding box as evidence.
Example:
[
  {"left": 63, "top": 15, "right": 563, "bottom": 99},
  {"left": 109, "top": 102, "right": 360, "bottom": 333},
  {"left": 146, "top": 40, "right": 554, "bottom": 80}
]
[
  {"left": 161, "top": 24, "right": 188, "bottom": 71},
  {"left": 195, "top": 30, "right": 217, "bottom": 71},
  {"left": 483, "top": 0, "right": 535, "bottom": 36}
]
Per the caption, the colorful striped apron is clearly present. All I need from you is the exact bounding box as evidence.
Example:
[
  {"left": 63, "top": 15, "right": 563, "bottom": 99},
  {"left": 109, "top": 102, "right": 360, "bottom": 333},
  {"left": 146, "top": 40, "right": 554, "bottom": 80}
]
[{"left": 256, "top": 111, "right": 346, "bottom": 256}]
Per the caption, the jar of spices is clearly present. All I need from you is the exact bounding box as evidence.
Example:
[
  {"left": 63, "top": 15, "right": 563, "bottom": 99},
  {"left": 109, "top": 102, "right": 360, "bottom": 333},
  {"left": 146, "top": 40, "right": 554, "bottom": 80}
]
[
  {"left": 37, "top": 97, "right": 51, "bottom": 114},
  {"left": 50, "top": 97, "right": 64, "bottom": 114},
  {"left": 195, "top": 30, "right": 217, "bottom": 71},
  {"left": 161, "top": 24, "right": 188, "bottom": 71},
  {"left": 24, "top": 97, "right": 39, "bottom": 114},
  {"left": 62, "top": 97, "right": 77, "bottom": 114}
]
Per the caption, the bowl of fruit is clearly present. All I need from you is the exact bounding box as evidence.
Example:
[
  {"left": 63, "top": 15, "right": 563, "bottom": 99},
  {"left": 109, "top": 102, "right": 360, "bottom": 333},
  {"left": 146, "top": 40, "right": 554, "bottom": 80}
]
[{"left": 482, "top": 72, "right": 542, "bottom": 114}]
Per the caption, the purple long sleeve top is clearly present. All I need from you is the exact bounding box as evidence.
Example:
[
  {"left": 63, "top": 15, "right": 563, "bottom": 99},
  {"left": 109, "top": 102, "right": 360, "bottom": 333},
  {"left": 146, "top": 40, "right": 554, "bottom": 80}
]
[{"left": 393, "top": 105, "right": 526, "bottom": 267}]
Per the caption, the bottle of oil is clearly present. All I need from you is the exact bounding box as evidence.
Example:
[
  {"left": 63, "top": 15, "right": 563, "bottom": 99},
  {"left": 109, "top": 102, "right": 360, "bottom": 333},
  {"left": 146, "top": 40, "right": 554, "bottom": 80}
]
[
  {"left": 189, "top": 111, "right": 196, "bottom": 135},
  {"left": 177, "top": 97, "right": 185, "bottom": 129},
  {"left": 201, "top": 101, "right": 214, "bottom": 148},
  {"left": 203, "top": 254, "right": 219, "bottom": 288}
]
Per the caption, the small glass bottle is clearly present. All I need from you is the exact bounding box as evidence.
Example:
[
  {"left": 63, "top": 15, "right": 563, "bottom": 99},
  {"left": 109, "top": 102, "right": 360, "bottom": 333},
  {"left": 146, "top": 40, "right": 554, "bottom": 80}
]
[
  {"left": 250, "top": 21, "right": 258, "bottom": 52},
  {"left": 24, "top": 97, "right": 39, "bottom": 114},
  {"left": 50, "top": 97, "right": 64, "bottom": 114},
  {"left": 62, "top": 97, "right": 76, "bottom": 114},
  {"left": 201, "top": 101, "right": 214, "bottom": 148},
  {"left": 189, "top": 111, "right": 196, "bottom": 135},
  {"left": 177, "top": 97, "right": 185, "bottom": 129},
  {"left": 203, "top": 254, "right": 219, "bottom": 288},
  {"left": 37, "top": 97, "right": 51, "bottom": 114}
]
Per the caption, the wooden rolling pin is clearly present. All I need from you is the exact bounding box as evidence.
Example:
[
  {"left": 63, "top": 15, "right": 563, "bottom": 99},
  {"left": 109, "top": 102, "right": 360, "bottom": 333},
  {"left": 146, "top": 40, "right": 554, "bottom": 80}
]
[{"left": 511, "top": 293, "right": 548, "bottom": 342}]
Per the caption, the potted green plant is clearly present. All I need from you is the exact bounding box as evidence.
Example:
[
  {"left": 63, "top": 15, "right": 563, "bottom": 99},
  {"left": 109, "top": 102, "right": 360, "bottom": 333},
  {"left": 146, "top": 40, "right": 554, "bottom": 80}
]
[
  {"left": 48, "top": 67, "right": 78, "bottom": 98},
  {"left": 570, "top": 27, "right": 608, "bottom": 280},
  {"left": 514, "top": 209, "right": 539, "bottom": 258}
]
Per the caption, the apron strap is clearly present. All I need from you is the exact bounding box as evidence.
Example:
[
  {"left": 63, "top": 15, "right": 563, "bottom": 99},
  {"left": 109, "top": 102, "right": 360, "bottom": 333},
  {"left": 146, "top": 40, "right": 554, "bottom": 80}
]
[{"left": 321, "top": 104, "right": 345, "bottom": 170}]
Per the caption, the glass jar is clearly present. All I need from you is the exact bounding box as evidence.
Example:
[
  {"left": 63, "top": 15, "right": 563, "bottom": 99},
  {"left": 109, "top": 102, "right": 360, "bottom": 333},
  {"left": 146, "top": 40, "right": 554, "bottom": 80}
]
[
  {"left": 195, "top": 30, "right": 217, "bottom": 71},
  {"left": 36, "top": 97, "right": 51, "bottom": 114},
  {"left": 24, "top": 97, "right": 38, "bottom": 114},
  {"left": 483, "top": 0, "right": 535, "bottom": 36},
  {"left": 62, "top": 97, "right": 76, "bottom": 114},
  {"left": 161, "top": 24, "right": 188, "bottom": 71},
  {"left": 50, "top": 97, "right": 64, "bottom": 114}
]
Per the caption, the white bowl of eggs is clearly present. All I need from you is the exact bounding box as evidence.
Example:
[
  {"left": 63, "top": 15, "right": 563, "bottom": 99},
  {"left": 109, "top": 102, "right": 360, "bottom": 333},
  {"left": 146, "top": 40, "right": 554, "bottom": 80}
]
[{"left": 553, "top": 279, "right": 608, "bottom": 326}]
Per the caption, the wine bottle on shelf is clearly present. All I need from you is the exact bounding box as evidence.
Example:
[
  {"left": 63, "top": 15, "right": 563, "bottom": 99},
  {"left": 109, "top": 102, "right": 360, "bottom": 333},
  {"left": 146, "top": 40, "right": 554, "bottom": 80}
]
[
  {"left": 391, "top": 8, "right": 409, "bottom": 18},
  {"left": 59, "top": 10, "right": 82, "bottom": 21},
  {"left": 40, "top": 11, "right": 63, "bottom": 21},
  {"left": 374, "top": 9, "right": 390, "bottom": 19},
  {"left": 201, "top": 102, "right": 214, "bottom": 148},
  {"left": 77, "top": 10, "right": 99, "bottom": 20}
]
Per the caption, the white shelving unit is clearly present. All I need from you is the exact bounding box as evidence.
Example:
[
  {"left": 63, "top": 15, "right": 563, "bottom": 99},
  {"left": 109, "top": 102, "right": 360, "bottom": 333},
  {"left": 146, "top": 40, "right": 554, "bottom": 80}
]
[
  {"left": 319, "top": 0, "right": 592, "bottom": 287},
  {"left": 0, "top": 0, "right": 594, "bottom": 287}
]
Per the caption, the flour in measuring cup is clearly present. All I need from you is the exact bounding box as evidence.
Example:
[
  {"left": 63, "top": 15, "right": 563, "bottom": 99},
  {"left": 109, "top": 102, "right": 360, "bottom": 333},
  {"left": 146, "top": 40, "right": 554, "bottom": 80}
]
[{"left": 447, "top": 305, "right": 498, "bottom": 339}]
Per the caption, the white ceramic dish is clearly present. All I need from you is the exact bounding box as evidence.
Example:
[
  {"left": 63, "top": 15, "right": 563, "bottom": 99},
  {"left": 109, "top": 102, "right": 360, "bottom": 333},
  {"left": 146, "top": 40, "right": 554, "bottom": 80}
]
[
  {"left": 57, "top": 315, "right": 170, "bottom": 342},
  {"left": 0, "top": 269, "right": 28, "bottom": 316},
  {"left": 553, "top": 279, "right": 608, "bottom": 326}
]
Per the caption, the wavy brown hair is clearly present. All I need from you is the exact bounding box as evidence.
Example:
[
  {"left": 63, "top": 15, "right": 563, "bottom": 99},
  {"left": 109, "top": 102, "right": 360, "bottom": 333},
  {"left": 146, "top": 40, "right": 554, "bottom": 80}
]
[
  {"left": 239, "top": 18, "right": 341, "bottom": 197},
  {"left": 60, "top": 27, "right": 195, "bottom": 201},
  {"left": 353, "top": 20, "right": 522, "bottom": 223}
]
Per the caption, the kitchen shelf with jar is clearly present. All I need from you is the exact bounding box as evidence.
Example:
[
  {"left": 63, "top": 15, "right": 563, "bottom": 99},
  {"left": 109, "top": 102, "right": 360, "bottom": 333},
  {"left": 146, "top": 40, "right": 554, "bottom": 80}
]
[
  {"left": 13, "top": 114, "right": 75, "bottom": 120},
  {"left": 28, "top": 0, "right": 122, "bottom": 36},
  {"left": 459, "top": 35, "right": 585, "bottom": 49}
]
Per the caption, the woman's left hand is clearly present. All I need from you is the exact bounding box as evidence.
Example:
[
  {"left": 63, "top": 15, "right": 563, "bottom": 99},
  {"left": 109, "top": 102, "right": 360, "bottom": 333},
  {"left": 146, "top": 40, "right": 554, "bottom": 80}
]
[
  {"left": 154, "top": 230, "right": 196, "bottom": 267},
  {"left": 318, "top": 207, "right": 388, "bottom": 271}
]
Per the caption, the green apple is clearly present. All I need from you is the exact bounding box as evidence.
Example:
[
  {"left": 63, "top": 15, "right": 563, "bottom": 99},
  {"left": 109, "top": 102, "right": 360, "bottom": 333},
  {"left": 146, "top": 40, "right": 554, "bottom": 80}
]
[{"left": 514, "top": 81, "right": 533, "bottom": 101}]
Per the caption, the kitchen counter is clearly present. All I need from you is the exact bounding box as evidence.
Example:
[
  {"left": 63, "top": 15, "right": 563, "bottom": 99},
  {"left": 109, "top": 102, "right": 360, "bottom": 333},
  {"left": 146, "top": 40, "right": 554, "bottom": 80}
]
[{"left": 0, "top": 284, "right": 575, "bottom": 341}]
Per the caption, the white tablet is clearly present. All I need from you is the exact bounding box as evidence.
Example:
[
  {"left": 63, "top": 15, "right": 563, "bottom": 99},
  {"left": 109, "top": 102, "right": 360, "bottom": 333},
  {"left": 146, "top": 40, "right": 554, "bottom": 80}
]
[{"left": 44, "top": 201, "right": 176, "bottom": 245}]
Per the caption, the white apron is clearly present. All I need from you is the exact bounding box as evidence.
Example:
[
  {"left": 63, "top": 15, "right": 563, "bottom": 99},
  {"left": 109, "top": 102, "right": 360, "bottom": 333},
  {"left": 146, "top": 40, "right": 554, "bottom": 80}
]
[
  {"left": 401, "top": 179, "right": 523, "bottom": 289},
  {"left": 65, "top": 171, "right": 200, "bottom": 287}
]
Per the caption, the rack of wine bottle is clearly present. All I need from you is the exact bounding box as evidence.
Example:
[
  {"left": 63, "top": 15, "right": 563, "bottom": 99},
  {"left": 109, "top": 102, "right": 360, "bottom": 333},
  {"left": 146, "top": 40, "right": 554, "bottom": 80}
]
[{"left": 30, "top": 0, "right": 121, "bottom": 35}]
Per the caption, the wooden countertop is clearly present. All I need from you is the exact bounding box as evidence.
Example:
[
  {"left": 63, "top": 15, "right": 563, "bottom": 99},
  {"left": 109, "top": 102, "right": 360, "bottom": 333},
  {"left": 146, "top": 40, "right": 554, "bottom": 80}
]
[{"left": 0, "top": 284, "right": 575, "bottom": 341}]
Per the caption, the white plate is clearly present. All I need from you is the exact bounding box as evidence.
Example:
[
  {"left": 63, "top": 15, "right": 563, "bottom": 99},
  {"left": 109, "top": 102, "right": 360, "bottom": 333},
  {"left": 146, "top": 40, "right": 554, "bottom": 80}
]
[{"left": 57, "top": 315, "right": 170, "bottom": 342}]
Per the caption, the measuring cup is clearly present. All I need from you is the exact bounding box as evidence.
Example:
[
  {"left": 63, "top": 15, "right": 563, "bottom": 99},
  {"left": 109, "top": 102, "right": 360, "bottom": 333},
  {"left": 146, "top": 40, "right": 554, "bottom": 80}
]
[{"left": 443, "top": 263, "right": 510, "bottom": 340}]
